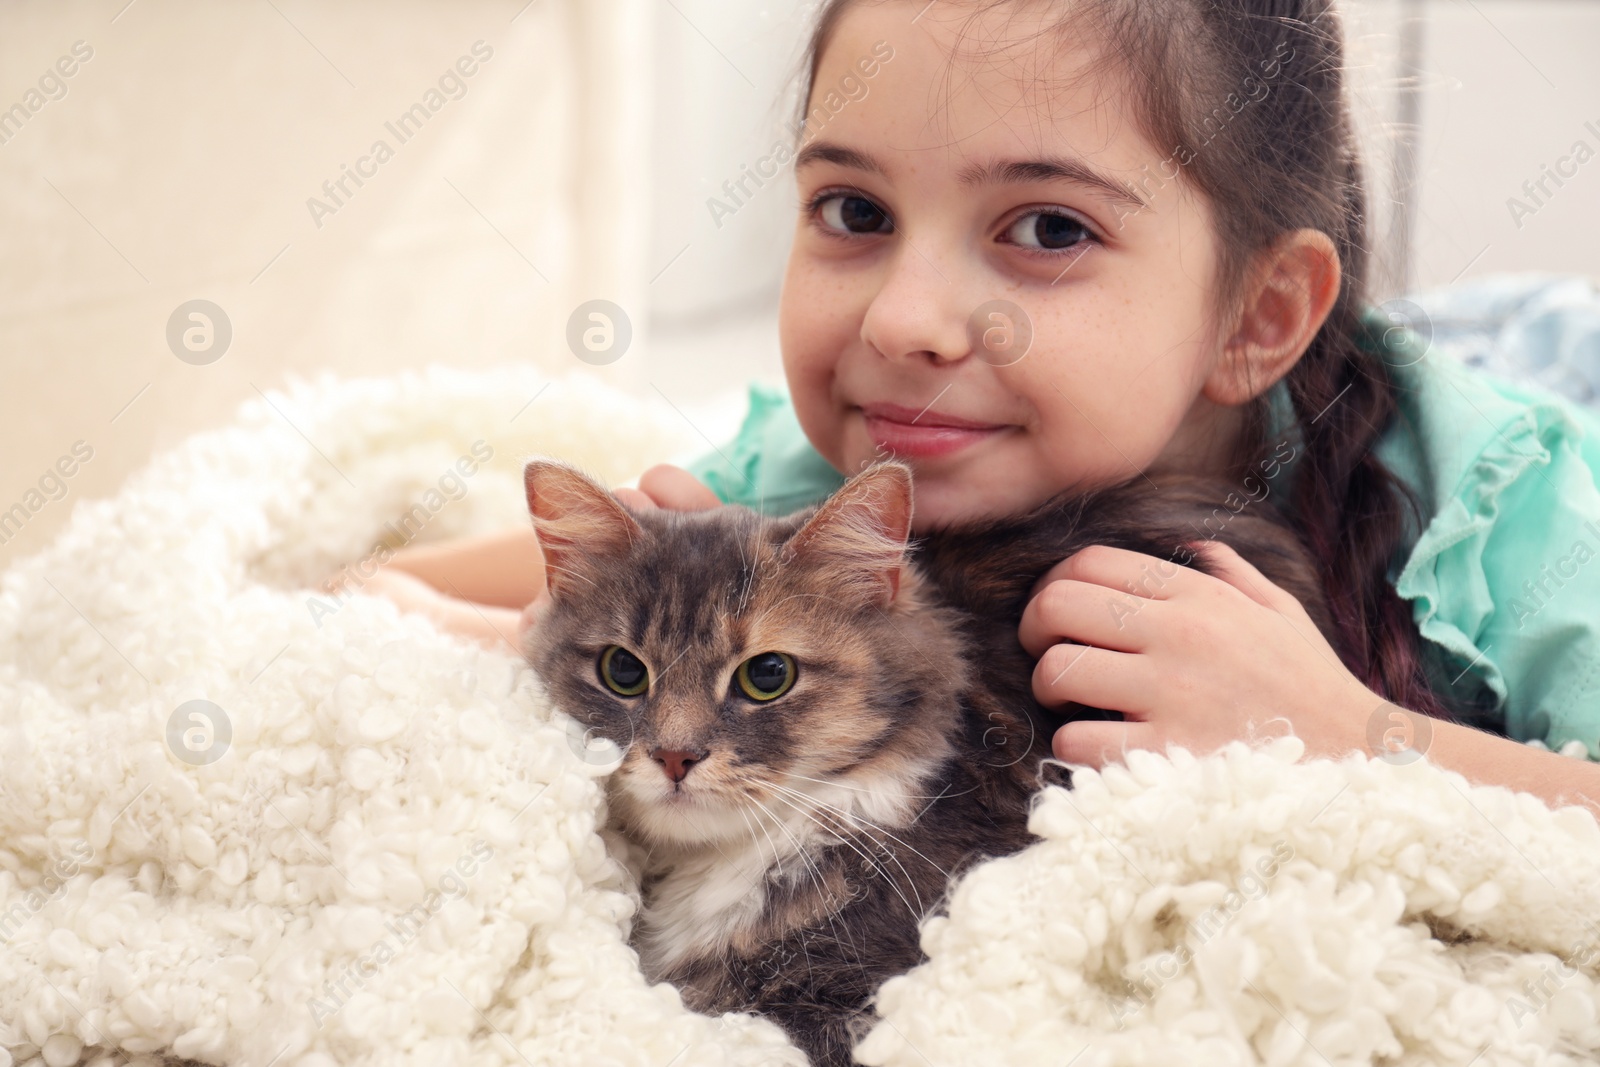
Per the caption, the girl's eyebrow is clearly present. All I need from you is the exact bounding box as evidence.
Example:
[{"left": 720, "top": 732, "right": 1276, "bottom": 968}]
[
  {"left": 794, "top": 139, "right": 1148, "bottom": 211},
  {"left": 794, "top": 140, "right": 882, "bottom": 176},
  {"left": 957, "top": 157, "right": 1148, "bottom": 211}
]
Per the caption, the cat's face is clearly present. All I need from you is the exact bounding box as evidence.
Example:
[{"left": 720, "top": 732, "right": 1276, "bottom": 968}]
[{"left": 521, "top": 462, "right": 967, "bottom": 849}]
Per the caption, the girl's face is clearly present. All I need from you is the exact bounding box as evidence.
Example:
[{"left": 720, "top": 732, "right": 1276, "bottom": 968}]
[{"left": 780, "top": 1, "right": 1242, "bottom": 529}]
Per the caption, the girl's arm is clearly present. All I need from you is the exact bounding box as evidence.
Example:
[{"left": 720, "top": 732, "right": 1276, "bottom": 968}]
[
  {"left": 349, "top": 566, "right": 527, "bottom": 652},
  {"left": 1023, "top": 541, "right": 1600, "bottom": 823},
  {"left": 313, "top": 526, "right": 542, "bottom": 653},
  {"left": 383, "top": 526, "right": 544, "bottom": 609},
  {"left": 333, "top": 464, "right": 721, "bottom": 650},
  {"left": 1423, "top": 717, "right": 1600, "bottom": 819}
]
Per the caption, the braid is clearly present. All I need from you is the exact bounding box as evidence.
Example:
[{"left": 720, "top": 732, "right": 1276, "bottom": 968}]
[{"left": 1283, "top": 273, "right": 1449, "bottom": 717}]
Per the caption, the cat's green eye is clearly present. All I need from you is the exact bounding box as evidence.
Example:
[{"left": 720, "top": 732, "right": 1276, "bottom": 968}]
[
  {"left": 736, "top": 652, "right": 797, "bottom": 702},
  {"left": 599, "top": 645, "right": 649, "bottom": 696}
]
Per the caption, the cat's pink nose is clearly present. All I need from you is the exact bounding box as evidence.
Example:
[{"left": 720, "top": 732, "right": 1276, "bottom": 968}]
[{"left": 651, "top": 747, "right": 705, "bottom": 784}]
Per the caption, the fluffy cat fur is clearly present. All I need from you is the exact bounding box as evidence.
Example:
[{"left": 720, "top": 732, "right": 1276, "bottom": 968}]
[{"left": 520, "top": 460, "right": 1332, "bottom": 1066}]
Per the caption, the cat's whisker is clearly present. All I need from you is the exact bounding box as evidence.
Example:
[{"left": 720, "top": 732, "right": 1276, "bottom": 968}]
[
  {"left": 745, "top": 793, "right": 832, "bottom": 907},
  {"left": 765, "top": 785, "right": 928, "bottom": 918},
  {"left": 766, "top": 789, "right": 922, "bottom": 920},
  {"left": 768, "top": 783, "right": 920, "bottom": 868},
  {"left": 766, "top": 788, "right": 866, "bottom": 860},
  {"left": 750, "top": 794, "right": 871, "bottom": 972},
  {"left": 739, "top": 791, "right": 792, "bottom": 882},
  {"left": 743, "top": 793, "right": 864, "bottom": 978},
  {"left": 755, "top": 591, "right": 834, "bottom": 614},
  {"left": 733, "top": 534, "right": 756, "bottom": 616},
  {"left": 633, "top": 772, "right": 764, "bottom": 876},
  {"left": 733, "top": 804, "right": 775, "bottom": 876},
  {"left": 782, "top": 770, "right": 982, "bottom": 803},
  {"left": 650, "top": 645, "right": 693, "bottom": 685},
  {"left": 769, "top": 781, "right": 952, "bottom": 888},
  {"left": 906, "top": 779, "right": 961, "bottom": 827},
  {"left": 741, "top": 800, "right": 833, "bottom": 921},
  {"left": 762, "top": 787, "right": 902, "bottom": 886},
  {"left": 727, "top": 769, "right": 829, "bottom": 898}
]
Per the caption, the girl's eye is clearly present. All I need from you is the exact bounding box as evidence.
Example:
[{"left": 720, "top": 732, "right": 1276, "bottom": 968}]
[
  {"left": 735, "top": 652, "right": 798, "bottom": 702},
  {"left": 599, "top": 645, "right": 649, "bottom": 696},
  {"left": 815, "top": 194, "right": 891, "bottom": 236},
  {"left": 1004, "top": 211, "right": 1092, "bottom": 252}
]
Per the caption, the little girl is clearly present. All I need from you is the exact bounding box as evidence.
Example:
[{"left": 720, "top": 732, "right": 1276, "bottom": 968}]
[{"left": 356, "top": 0, "right": 1600, "bottom": 817}]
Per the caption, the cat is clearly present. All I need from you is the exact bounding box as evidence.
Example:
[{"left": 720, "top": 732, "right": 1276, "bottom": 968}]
[{"left": 519, "top": 459, "right": 1333, "bottom": 1066}]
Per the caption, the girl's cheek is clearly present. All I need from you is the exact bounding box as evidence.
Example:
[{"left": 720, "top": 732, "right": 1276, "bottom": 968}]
[
  {"left": 779, "top": 306, "right": 847, "bottom": 465},
  {"left": 790, "top": 373, "right": 853, "bottom": 474},
  {"left": 1007, "top": 357, "right": 1159, "bottom": 489},
  {"left": 781, "top": 256, "right": 856, "bottom": 384}
]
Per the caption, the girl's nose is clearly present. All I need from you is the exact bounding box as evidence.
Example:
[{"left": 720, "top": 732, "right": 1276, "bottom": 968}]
[{"left": 859, "top": 243, "right": 972, "bottom": 366}]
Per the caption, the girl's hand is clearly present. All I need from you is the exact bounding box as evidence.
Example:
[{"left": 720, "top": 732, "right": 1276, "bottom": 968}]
[
  {"left": 613, "top": 464, "right": 721, "bottom": 512},
  {"left": 1019, "top": 541, "right": 1380, "bottom": 767},
  {"left": 320, "top": 566, "right": 445, "bottom": 618}
]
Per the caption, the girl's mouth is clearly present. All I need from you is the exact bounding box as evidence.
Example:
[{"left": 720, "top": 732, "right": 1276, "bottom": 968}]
[{"left": 858, "top": 401, "right": 1008, "bottom": 460}]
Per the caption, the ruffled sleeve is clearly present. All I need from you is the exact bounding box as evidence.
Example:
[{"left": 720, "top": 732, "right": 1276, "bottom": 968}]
[
  {"left": 682, "top": 383, "right": 845, "bottom": 515},
  {"left": 1378, "top": 344, "right": 1600, "bottom": 755}
]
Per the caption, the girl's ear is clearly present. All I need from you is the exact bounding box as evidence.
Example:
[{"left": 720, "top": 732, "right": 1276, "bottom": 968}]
[
  {"left": 1207, "top": 228, "right": 1342, "bottom": 406},
  {"left": 784, "top": 463, "right": 914, "bottom": 609},
  {"left": 524, "top": 460, "right": 643, "bottom": 600}
]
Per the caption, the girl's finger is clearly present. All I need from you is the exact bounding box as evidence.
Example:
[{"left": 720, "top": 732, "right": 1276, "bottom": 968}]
[
  {"left": 1029, "top": 543, "right": 1204, "bottom": 606},
  {"left": 637, "top": 464, "right": 722, "bottom": 511},
  {"left": 1051, "top": 718, "right": 1159, "bottom": 768},
  {"left": 1186, "top": 539, "right": 1303, "bottom": 615},
  {"left": 613, "top": 487, "right": 659, "bottom": 511},
  {"left": 1030, "top": 641, "right": 1154, "bottom": 717},
  {"left": 1018, "top": 577, "right": 1160, "bottom": 657}
]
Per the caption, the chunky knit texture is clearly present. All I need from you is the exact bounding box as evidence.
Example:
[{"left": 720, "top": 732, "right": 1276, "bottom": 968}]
[
  {"left": 857, "top": 739, "right": 1600, "bottom": 1067},
  {"left": 2, "top": 365, "right": 1598, "bottom": 1067}
]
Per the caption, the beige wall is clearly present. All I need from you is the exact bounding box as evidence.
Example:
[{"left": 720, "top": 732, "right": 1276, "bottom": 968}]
[
  {"left": 0, "top": 0, "right": 658, "bottom": 568},
  {"left": 1339, "top": 0, "right": 1600, "bottom": 296},
  {"left": 1406, "top": 1, "right": 1600, "bottom": 290}
]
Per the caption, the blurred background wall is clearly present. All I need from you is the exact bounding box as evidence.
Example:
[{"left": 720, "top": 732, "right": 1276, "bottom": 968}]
[{"left": 2, "top": 0, "right": 1597, "bottom": 569}]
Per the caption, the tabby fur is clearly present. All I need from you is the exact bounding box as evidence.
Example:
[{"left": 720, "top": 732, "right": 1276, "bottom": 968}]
[{"left": 521, "top": 460, "right": 1331, "bottom": 1065}]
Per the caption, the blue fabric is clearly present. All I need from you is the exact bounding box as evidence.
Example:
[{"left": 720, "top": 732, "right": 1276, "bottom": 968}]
[{"left": 1397, "top": 272, "right": 1600, "bottom": 408}]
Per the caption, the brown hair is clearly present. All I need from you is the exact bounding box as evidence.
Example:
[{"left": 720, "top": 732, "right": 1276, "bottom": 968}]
[{"left": 797, "top": 0, "right": 1449, "bottom": 718}]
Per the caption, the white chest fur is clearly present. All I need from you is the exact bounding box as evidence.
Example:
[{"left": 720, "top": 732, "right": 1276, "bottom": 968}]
[
  {"left": 634, "top": 834, "right": 779, "bottom": 977},
  {"left": 628, "top": 755, "right": 947, "bottom": 977}
]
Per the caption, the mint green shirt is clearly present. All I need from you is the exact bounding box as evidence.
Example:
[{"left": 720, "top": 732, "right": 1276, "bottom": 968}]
[{"left": 686, "top": 311, "right": 1600, "bottom": 755}]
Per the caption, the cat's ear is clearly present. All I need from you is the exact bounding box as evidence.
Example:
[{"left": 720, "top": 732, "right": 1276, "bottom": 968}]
[
  {"left": 784, "top": 463, "right": 913, "bottom": 608},
  {"left": 524, "top": 460, "right": 643, "bottom": 599}
]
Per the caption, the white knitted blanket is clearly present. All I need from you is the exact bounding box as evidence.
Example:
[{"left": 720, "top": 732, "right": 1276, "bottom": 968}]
[{"left": 3, "top": 366, "right": 1599, "bottom": 1067}]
